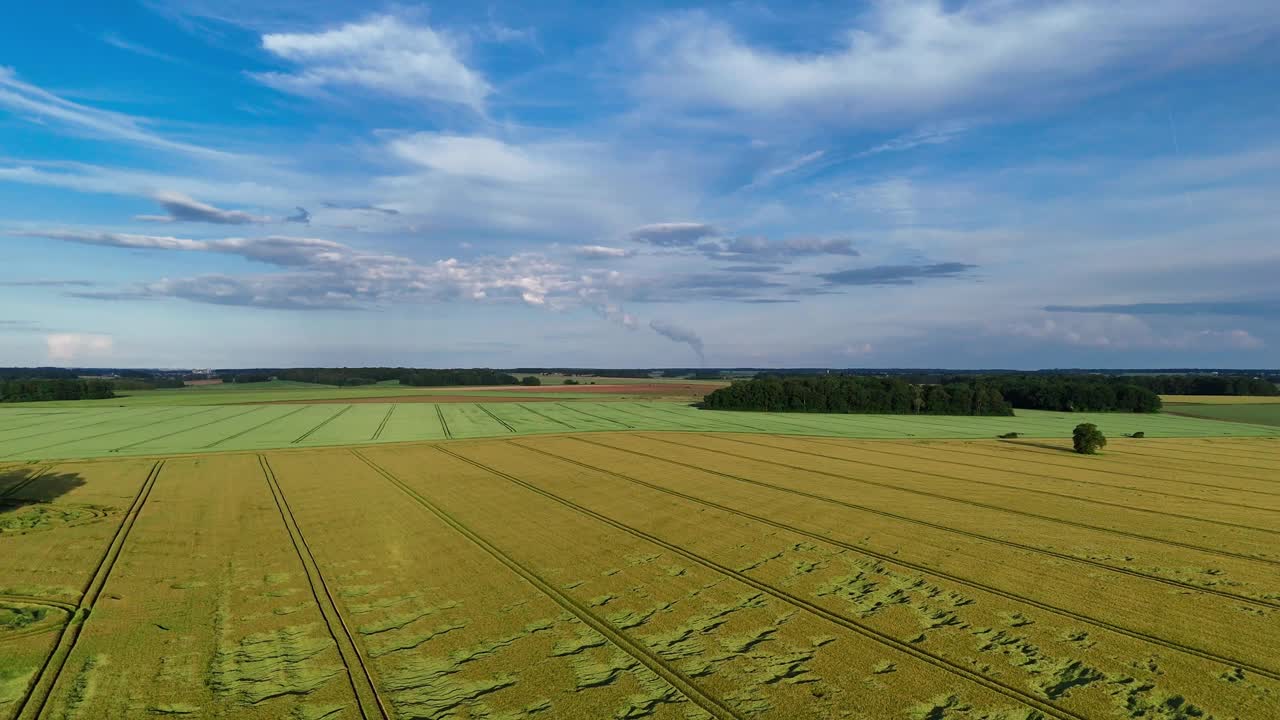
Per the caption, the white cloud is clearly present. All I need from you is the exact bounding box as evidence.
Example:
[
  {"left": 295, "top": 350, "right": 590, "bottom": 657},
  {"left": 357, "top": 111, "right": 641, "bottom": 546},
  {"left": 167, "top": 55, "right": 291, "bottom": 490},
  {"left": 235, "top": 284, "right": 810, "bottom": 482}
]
[
  {"left": 255, "top": 15, "right": 490, "bottom": 110},
  {"left": 574, "top": 245, "right": 633, "bottom": 259},
  {"left": 1002, "top": 314, "right": 1266, "bottom": 350},
  {"left": 633, "top": 2, "right": 1276, "bottom": 122},
  {"left": 46, "top": 333, "right": 113, "bottom": 361},
  {"left": 388, "top": 133, "right": 553, "bottom": 183},
  {"left": 0, "top": 67, "right": 227, "bottom": 158},
  {"left": 136, "top": 191, "right": 271, "bottom": 224}
]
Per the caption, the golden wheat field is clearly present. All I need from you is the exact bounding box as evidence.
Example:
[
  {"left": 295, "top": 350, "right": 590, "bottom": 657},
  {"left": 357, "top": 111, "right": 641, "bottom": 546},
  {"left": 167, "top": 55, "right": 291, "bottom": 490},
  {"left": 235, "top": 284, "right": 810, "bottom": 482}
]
[{"left": 2, "top": 434, "right": 1278, "bottom": 720}]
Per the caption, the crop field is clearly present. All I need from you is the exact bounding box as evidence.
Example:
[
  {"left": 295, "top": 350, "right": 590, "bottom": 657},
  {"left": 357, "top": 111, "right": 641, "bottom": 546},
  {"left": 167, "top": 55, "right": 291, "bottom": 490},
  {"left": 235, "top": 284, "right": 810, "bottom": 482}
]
[
  {"left": 2, "top": 432, "right": 1278, "bottom": 719},
  {"left": 0, "top": 402, "right": 1277, "bottom": 461},
  {"left": 1164, "top": 400, "right": 1280, "bottom": 427}
]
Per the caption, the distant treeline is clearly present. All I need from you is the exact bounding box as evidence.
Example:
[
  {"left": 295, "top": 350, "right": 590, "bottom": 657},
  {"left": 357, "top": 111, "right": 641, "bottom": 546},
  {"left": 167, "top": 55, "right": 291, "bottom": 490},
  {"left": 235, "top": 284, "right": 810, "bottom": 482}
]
[
  {"left": 0, "top": 379, "right": 115, "bottom": 403},
  {"left": 401, "top": 369, "right": 520, "bottom": 387},
  {"left": 703, "top": 376, "right": 1014, "bottom": 415},
  {"left": 981, "top": 376, "right": 1161, "bottom": 413},
  {"left": 508, "top": 368, "right": 656, "bottom": 378},
  {"left": 1122, "top": 375, "right": 1277, "bottom": 396}
]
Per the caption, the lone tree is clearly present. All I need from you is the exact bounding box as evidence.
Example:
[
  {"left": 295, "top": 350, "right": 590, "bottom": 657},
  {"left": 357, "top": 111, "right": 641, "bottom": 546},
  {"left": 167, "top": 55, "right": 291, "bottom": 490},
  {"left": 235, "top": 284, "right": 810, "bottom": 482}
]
[
  {"left": 1072, "top": 423, "right": 1107, "bottom": 454},
  {"left": 520, "top": 376, "right": 542, "bottom": 386}
]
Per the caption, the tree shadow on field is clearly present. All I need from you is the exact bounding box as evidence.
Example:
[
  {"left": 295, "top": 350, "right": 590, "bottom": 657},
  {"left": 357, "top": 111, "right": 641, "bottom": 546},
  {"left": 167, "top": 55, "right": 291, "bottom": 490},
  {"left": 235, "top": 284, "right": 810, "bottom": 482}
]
[
  {"left": 0, "top": 468, "right": 89, "bottom": 530},
  {"left": 998, "top": 439, "right": 1078, "bottom": 454}
]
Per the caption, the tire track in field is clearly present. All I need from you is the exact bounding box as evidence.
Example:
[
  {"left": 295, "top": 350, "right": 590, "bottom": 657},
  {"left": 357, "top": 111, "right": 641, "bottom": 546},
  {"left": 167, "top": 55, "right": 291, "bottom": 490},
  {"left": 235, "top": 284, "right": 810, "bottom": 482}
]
[
  {"left": 434, "top": 405, "right": 453, "bottom": 439},
  {"left": 349, "top": 449, "right": 743, "bottom": 720},
  {"left": 674, "top": 434, "right": 1280, "bottom": 563},
  {"left": 15, "top": 407, "right": 222, "bottom": 457},
  {"left": 201, "top": 405, "right": 310, "bottom": 448},
  {"left": 992, "top": 441, "right": 1280, "bottom": 486},
  {"left": 802, "top": 437, "right": 1280, "bottom": 512},
  {"left": 434, "top": 446, "right": 1085, "bottom": 720},
  {"left": 1103, "top": 444, "right": 1280, "bottom": 473},
  {"left": 14, "top": 460, "right": 163, "bottom": 720},
  {"left": 370, "top": 405, "right": 397, "bottom": 441},
  {"left": 0, "top": 407, "right": 174, "bottom": 446},
  {"left": 929, "top": 442, "right": 1280, "bottom": 499},
  {"left": 0, "top": 466, "right": 51, "bottom": 498},
  {"left": 109, "top": 406, "right": 265, "bottom": 453},
  {"left": 515, "top": 403, "right": 573, "bottom": 429},
  {"left": 0, "top": 413, "right": 75, "bottom": 435},
  {"left": 553, "top": 402, "right": 634, "bottom": 429},
  {"left": 512, "top": 440, "right": 1280, "bottom": 682},
  {"left": 259, "top": 455, "right": 389, "bottom": 720},
  {"left": 1105, "top": 441, "right": 1280, "bottom": 468},
  {"left": 293, "top": 405, "right": 353, "bottom": 444},
  {"left": 476, "top": 404, "right": 516, "bottom": 433},
  {"left": 583, "top": 436, "right": 1280, "bottom": 609}
]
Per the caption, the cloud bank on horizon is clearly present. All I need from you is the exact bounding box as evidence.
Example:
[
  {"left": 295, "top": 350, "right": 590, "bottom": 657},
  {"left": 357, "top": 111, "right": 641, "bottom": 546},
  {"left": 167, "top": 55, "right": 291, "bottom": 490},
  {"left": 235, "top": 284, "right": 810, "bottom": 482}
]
[{"left": 1, "top": 1, "right": 1278, "bottom": 368}]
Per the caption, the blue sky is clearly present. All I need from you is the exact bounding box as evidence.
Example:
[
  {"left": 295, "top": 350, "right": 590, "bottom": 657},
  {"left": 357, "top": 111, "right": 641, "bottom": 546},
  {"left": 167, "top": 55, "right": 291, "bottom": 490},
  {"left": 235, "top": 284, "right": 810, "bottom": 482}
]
[{"left": 2, "top": 0, "right": 1278, "bottom": 368}]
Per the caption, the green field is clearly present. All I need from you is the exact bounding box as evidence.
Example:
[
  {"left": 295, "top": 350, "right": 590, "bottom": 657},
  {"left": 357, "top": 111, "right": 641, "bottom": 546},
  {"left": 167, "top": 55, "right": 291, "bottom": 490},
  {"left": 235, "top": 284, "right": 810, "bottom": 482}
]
[
  {"left": 1165, "top": 401, "right": 1280, "bottom": 427},
  {"left": 0, "top": 401, "right": 1274, "bottom": 461}
]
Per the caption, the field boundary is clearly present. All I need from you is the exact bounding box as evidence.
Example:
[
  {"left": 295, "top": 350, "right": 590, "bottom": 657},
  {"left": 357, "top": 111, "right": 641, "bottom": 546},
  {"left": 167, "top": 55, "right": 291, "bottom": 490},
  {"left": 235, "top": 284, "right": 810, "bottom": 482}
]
[
  {"left": 14, "top": 460, "right": 163, "bottom": 720},
  {"left": 349, "top": 449, "right": 744, "bottom": 720},
  {"left": 580, "top": 436, "right": 1280, "bottom": 609},
  {"left": 437, "top": 445, "right": 1086, "bottom": 720},
  {"left": 667, "top": 434, "right": 1280, "bottom": 566},
  {"left": 258, "top": 455, "right": 390, "bottom": 720},
  {"left": 511, "top": 440, "right": 1280, "bottom": 681}
]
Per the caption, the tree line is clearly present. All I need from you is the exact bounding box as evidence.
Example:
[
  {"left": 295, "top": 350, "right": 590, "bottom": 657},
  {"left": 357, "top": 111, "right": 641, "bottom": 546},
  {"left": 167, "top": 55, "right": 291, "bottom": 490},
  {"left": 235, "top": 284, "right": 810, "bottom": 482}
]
[
  {"left": 0, "top": 379, "right": 115, "bottom": 403},
  {"left": 971, "top": 376, "right": 1162, "bottom": 412},
  {"left": 400, "top": 369, "right": 521, "bottom": 387},
  {"left": 1120, "top": 374, "right": 1277, "bottom": 396},
  {"left": 703, "top": 376, "right": 1014, "bottom": 415}
]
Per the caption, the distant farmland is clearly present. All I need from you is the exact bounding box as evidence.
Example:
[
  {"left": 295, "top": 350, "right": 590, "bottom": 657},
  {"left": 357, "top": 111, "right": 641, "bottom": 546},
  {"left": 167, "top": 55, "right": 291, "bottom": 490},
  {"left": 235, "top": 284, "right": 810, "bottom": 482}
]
[
  {"left": 0, "top": 401, "right": 1276, "bottom": 461},
  {"left": 3, "top": 433, "right": 1278, "bottom": 718}
]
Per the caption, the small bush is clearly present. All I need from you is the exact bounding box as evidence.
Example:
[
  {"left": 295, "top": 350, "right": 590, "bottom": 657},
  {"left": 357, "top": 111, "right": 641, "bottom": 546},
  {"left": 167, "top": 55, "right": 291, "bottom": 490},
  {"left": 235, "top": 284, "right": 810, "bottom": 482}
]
[
  {"left": 563, "top": 379, "right": 579, "bottom": 385},
  {"left": 1128, "top": 431, "right": 1145, "bottom": 439},
  {"left": 998, "top": 432, "right": 1020, "bottom": 439},
  {"left": 1072, "top": 423, "right": 1107, "bottom": 454},
  {"left": 520, "top": 376, "right": 542, "bottom": 386}
]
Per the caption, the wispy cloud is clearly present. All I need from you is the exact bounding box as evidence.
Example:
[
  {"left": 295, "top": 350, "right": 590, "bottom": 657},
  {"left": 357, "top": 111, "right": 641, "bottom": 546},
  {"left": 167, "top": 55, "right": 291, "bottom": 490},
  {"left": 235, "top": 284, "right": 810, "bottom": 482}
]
[
  {"left": 0, "top": 67, "right": 228, "bottom": 158},
  {"left": 254, "top": 14, "right": 491, "bottom": 111},
  {"left": 820, "top": 262, "right": 977, "bottom": 286},
  {"left": 135, "top": 191, "right": 271, "bottom": 224},
  {"left": 573, "top": 245, "right": 633, "bottom": 260},
  {"left": 1045, "top": 300, "right": 1280, "bottom": 318},
  {"left": 628, "top": 222, "right": 720, "bottom": 247},
  {"left": 100, "top": 32, "right": 181, "bottom": 63},
  {"left": 745, "top": 149, "right": 825, "bottom": 189},
  {"left": 633, "top": 2, "right": 1275, "bottom": 122}
]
